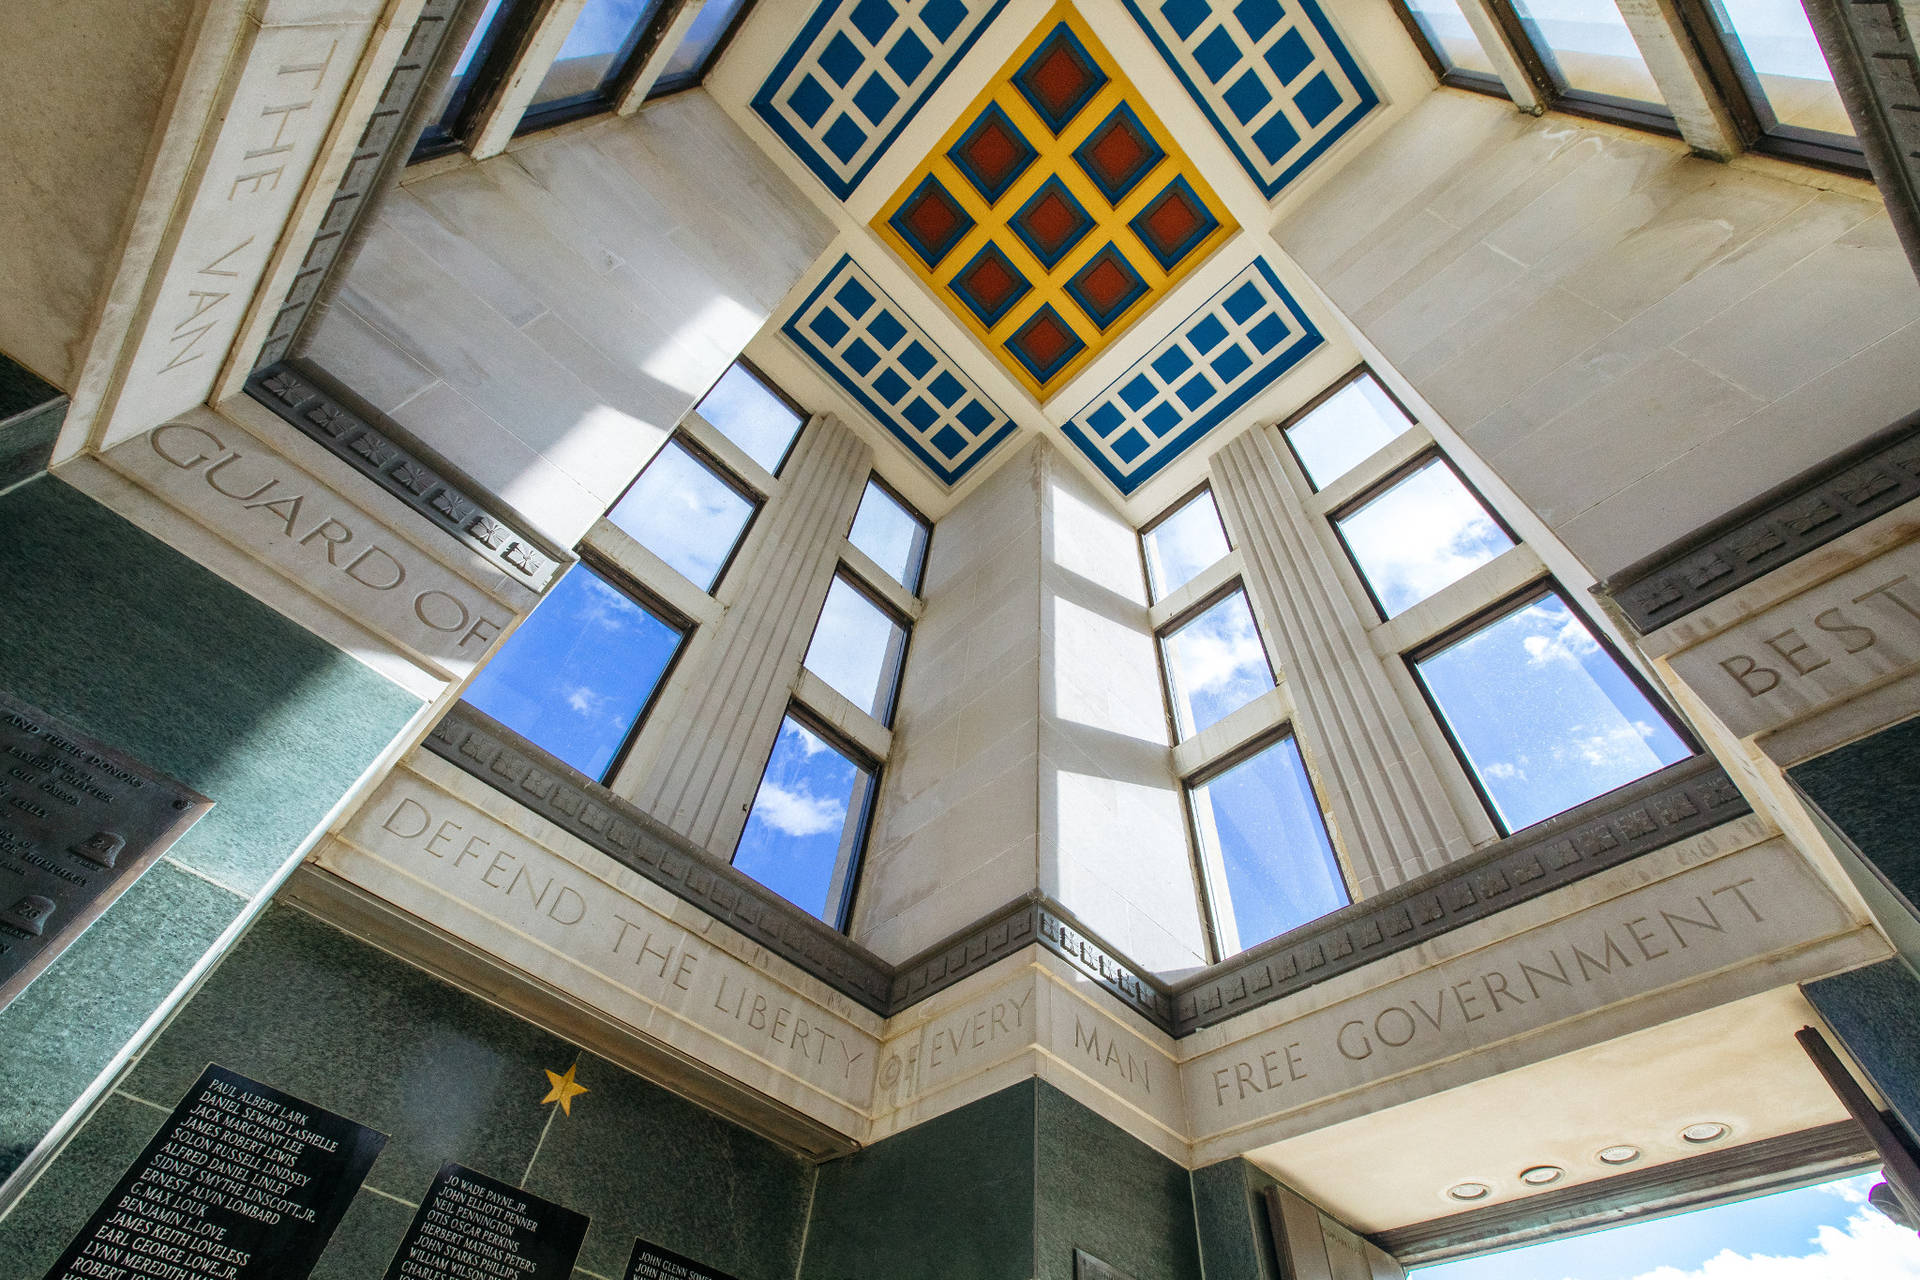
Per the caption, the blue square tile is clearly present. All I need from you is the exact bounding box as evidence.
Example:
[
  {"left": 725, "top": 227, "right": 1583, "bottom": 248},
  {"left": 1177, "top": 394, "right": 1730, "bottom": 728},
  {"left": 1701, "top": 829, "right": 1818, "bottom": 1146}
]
[
  {"left": 1236, "top": 0, "right": 1284, "bottom": 40},
  {"left": 900, "top": 341, "right": 936, "bottom": 379},
  {"left": 1161, "top": 0, "right": 1211, "bottom": 41},
  {"left": 843, "top": 337, "right": 880, "bottom": 376},
  {"left": 823, "top": 113, "right": 867, "bottom": 162},
  {"left": 1188, "top": 314, "right": 1229, "bottom": 353},
  {"left": 1224, "top": 281, "right": 1266, "bottom": 324},
  {"left": 1152, "top": 346, "right": 1193, "bottom": 382},
  {"left": 1248, "top": 312, "right": 1291, "bottom": 352},
  {"left": 1144, "top": 402, "right": 1183, "bottom": 436},
  {"left": 957, "top": 400, "right": 995, "bottom": 434},
  {"left": 1175, "top": 371, "right": 1217, "bottom": 409},
  {"left": 1193, "top": 27, "right": 1243, "bottom": 83},
  {"left": 1266, "top": 27, "right": 1313, "bottom": 82},
  {"left": 788, "top": 74, "right": 833, "bottom": 127},
  {"left": 1212, "top": 343, "right": 1253, "bottom": 382},
  {"left": 1088, "top": 403, "right": 1126, "bottom": 437},
  {"left": 1120, "top": 374, "right": 1158, "bottom": 411},
  {"left": 929, "top": 370, "right": 965, "bottom": 407},
  {"left": 854, "top": 72, "right": 900, "bottom": 124},
  {"left": 869, "top": 310, "right": 907, "bottom": 350},
  {"left": 922, "top": 0, "right": 968, "bottom": 42},
  {"left": 874, "top": 368, "right": 911, "bottom": 403},
  {"left": 820, "top": 31, "right": 865, "bottom": 87},
  {"left": 886, "top": 29, "right": 933, "bottom": 82},
  {"left": 850, "top": 0, "right": 897, "bottom": 46},
  {"left": 1222, "top": 70, "right": 1272, "bottom": 124},
  {"left": 1295, "top": 71, "right": 1342, "bottom": 126},
  {"left": 1251, "top": 111, "right": 1300, "bottom": 163},
  {"left": 834, "top": 276, "right": 876, "bottom": 318},
  {"left": 1112, "top": 428, "right": 1150, "bottom": 463},
  {"left": 903, "top": 396, "right": 941, "bottom": 431},
  {"left": 809, "top": 308, "right": 850, "bottom": 346},
  {"left": 930, "top": 425, "right": 969, "bottom": 458}
]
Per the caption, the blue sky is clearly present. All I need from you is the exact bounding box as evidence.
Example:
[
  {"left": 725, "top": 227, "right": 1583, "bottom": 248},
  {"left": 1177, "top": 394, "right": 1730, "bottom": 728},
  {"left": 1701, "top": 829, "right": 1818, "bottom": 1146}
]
[
  {"left": 732, "top": 718, "right": 864, "bottom": 921},
  {"left": 1415, "top": 1174, "right": 1920, "bottom": 1280}
]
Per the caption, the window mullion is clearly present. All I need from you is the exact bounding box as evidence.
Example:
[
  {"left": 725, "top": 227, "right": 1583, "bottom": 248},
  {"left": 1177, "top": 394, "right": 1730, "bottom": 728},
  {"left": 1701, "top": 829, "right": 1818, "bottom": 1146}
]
[
  {"left": 1610, "top": 0, "right": 1744, "bottom": 156},
  {"left": 469, "top": 0, "right": 583, "bottom": 160},
  {"left": 1457, "top": 0, "right": 1554, "bottom": 110},
  {"left": 614, "top": 0, "right": 701, "bottom": 113}
]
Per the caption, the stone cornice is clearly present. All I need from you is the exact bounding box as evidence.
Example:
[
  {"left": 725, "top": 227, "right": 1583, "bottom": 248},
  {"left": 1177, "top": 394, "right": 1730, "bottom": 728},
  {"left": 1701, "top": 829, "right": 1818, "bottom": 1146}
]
[{"left": 1598, "top": 411, "right": 1920, "bottom": 633}]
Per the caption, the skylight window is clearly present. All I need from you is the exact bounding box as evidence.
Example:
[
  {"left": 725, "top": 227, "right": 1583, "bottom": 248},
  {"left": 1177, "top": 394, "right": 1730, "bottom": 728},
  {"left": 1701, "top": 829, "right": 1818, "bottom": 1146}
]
[
  {"left": 527, "top": 0, "right": 666, "bottom": 114},
  {"left": 1508, "top": 0, "right": 1668, "bottom": 108},
  {"left": 605, "top": 438, "right": 757, "bottom": 592},
  {"left": 412, "top": 0, "right": 512, "bottom": 159},
  {"left": 1161, "top": 589, "right": 1276, "bottom": 739},
  {"left": 1143, "top": 488, "right": 1231, "bottom": 602},
  {"left": 1191, "top": 733, "right": 1349, "bottom": 956},
  {"left": 462, "top": 566, "right": 686, "bottom": 781},
  {"left": 1335, "top": 457, "right": 1516, "bottom": 618},
  {"left": 847, "top": 478, "right": 931, "bottom": 594},
  {"left": 648, "top": 0, "right": 755, "bottom": 98},
  {"left": 803, "top": 576, "right": 911, "bottom": 724},
  {"left": 1412, "top": 589, "right": 1692, "bottom": 832},
  {"left": 1697, "top": 0, "right": 1861, "bottom": 167},
  {"left": 1283, "top": 373, "right": 1416, "bottom": 491},
  {"left": 732, "top": 715, "right": 877, "bottom": 926},
  {"left": 695, "top": 363, "right": 807, "bottom": 475},
  {"left": 1402, "top": 0, "right": 1501, "bottom": 79}
]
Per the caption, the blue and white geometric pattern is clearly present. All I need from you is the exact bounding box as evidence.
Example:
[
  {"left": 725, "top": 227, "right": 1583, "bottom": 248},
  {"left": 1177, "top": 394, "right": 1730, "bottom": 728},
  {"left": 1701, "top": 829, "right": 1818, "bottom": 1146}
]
[
  {"left": 784, "top": 256, "right": 1019, "bottom": 486},
  {"left": 1062, "top": 258, "right": 1323, "bottom": 494},
  {"left": 752, "top": 0, "right": 1014, "bottom": 200},
  {"left": 1122, "top": 0, "right": 1378, "bottom": 198}
]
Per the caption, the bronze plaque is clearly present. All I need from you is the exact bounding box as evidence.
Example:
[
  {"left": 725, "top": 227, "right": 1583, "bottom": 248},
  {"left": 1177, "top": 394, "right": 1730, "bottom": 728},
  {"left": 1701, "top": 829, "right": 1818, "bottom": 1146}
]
[{"left": 0, "top": 690, "right": 211, "bottom": 1009}]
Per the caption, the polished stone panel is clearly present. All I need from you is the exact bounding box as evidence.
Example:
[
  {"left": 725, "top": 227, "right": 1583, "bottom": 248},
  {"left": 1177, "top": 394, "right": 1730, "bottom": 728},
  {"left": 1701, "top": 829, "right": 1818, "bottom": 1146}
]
[
  {"left": 1803, "top": 959, "right": 1920, "bottom": 1141},
  {"left": 1191, "top": 1158, "right": 1281, "bottom": 1280},
  {"left": 1035, "top": 1082, "right": 1199, "bottom": 1280},
  {"left": 1792, "top": 714, "right": 1920, "bottom": 910},
  {"left": 0, "top": 1093, "right": 168, "bottom": 1278}
]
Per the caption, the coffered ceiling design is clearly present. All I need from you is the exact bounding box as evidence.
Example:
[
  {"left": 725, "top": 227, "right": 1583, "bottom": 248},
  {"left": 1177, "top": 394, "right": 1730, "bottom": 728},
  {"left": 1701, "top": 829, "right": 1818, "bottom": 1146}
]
[{"left": 872, "top": 6, "right": 1236, "bottom": 399}]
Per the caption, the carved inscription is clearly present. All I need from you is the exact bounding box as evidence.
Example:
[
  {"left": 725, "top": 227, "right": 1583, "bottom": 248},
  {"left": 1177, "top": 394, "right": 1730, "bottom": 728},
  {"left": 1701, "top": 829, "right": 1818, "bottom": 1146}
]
[
  {"left": 876, "top": 981, "right": 1034, "bottom": 1104},
  {"left": 381, "top": 1163, "right": 588, "bottom": 1280},
  {"left": 1071, "top": 1017, "right": 1153, "bottom": 1096}
]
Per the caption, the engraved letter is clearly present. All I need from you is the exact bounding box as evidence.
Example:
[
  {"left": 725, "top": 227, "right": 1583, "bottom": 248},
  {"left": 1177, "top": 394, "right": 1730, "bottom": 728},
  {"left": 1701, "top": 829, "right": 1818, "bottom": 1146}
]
[
  {"left": 1718, "top": 653, "right": 1779, "bottom": 698},
  {"left": 1814, "top": 607, "right": 1876, "bottom": 654}
]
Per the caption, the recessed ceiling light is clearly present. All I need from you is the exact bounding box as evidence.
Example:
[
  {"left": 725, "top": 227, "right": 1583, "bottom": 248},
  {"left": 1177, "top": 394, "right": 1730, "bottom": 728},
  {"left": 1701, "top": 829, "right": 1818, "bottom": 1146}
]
[
  {"left": 1448, "top": 1182, "right": 1492, "bottom": 1202},
  {"left": 1681, "top": 1122, "right": 1732, "bottom": 1144},
  {"left": 1520, "top": 1165, "right": 1565, "bottom": 1186},
  {"left": 1597, "top": 1145, "right": 1642, "bottom": 1165}
]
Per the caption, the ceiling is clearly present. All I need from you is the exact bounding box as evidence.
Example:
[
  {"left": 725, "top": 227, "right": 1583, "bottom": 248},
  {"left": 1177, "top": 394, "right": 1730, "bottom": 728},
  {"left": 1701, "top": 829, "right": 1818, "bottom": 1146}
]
[{"left": 711, "top": 0, "right": 1409, "bottom": 515}]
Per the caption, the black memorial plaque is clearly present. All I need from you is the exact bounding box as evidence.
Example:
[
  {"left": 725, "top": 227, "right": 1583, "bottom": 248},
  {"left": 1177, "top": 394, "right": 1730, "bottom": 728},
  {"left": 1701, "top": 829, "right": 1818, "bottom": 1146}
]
[
  {"left": 623, "top": 1237, "right": 744, "bottom": 1280},
  {"left": 43, "top": 1064, "right": 387, "bottom": 1280},
  {"left": 381, "top": 1162, "right": 590, "bottom": 1280},
  {"left": 0, "top": 689, "right": 212, "bottom": 1009}
]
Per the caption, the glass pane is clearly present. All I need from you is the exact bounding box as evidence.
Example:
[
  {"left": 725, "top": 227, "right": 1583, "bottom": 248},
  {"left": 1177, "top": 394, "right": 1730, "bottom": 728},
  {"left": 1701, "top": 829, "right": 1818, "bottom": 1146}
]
[
  {"left": 1193, "top": 736, "right": 1349, "bottom": 955},
  {"left": 1405, "top": 0, "right": 1498, "bottom": 76},
  {"left": 848, "top": 480, "right": 930, "bottom": 592},
  {"left": 529, "top": 0, "right": 661, "bottom": 109},
  {"left": 606, "top": 439, "right": 755, "bottom": 592},
  {"left": 1509, "top": 0, "right": 1667, "bottom": 104},
  {"left": 733, "top": 716, "right": 874, "bottom": 923},
  {"left": 1163, "top": 590, "right": 1275, "bottom": 738},
  {"left": 1285, "top": 375, "right": 1415, "bottom": 490},
  {"left": 462, "top": 568, "right": 683, "bottom": 779},
  {"left": 656, "top": 0, "right": 752, "bottom": 85},
  {"left": 1415, "top": 593, "right": 1690, "bottom": 832},
  {"left": 1336, "top": 459, "right": 1515, "bottom": 617},
  {"left": 1143, "top": 490, "right": 1231, "bottom": 602},
  {"left": 696, "top": 364, "right": 805, "bottom": 474},
  {"left": 1709, "top": 0, "right": 1853, "bottom": 136},
  {"left": 422, "top": 0, "right": 510, "bottom": 134},
  {"left": 804, "top": 578, "right": 909, "bottom": 723}
]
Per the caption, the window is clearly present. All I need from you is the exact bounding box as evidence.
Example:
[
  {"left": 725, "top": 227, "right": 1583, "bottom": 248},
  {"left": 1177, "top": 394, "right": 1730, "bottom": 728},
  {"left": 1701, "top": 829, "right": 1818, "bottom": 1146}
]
[
  {"left": 1282, "top": 372, "right": 1416, "bottom": 491},
  {"left": 1142, "top": 488, "right": 1232, "bottom": 603},
  {"left": 648, "top": 0, "right": 756, "bottom": 98},
  {"left": 412, "top": 0, "right": 519, "bottom": 159},
  {"left": 1161, "top": 589, "right": 1276, "bottom": 739},
  {"left": 693, "top": 362, "right": 807, "bottom": 475},
  {"left": 1411, "top": 588, "right": 1692, "bottom": 833},
  {"left": 732, "top": 713, "right": 877, "bottom": 926},
  {"left": 1334, "top": 456, "right": 1516, "bottom": 618},
  {"left": 1694, "top": 0, "right": 1862, "bottom": 170},
  {"left": 1190, "top": 734, "right": 1350, "bottom": 956},
  {"left": 802, "top": 575, "right": 911, "bottom": 724},
  {"left": 605, "top": 437, "right": 757, "bottom": 592},
  {"left": 1509, "top": 0, "right": 1668, "bottom": 107},
  {"left": 523, "top": 0, "right": 668, "bottom": 127},
  {"left": 463, "top": 565, "right": 687, "bottom": 781},
  {"left": 1398, "top": 0, "right": 1506, "bottom": 89},
  {"left": 847, "top": 478, "right": 931, "bottom": 594}
]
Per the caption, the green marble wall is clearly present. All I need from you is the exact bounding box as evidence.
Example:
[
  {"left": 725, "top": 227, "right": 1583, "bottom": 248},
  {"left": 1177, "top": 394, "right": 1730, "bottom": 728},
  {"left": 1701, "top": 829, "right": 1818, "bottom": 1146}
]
[
  {"left": 1804, "top": 959, "right": 1920, "bottom": 1144},
  {"left": 1191, "top": 1158, "right": 1284, "bottom": 1280},
  {"left": 0, "top": 350, "right": 62, "bottom": 493},
  {"left": 0, "top": 476, "right": 421, "bottom": 1179},
  {"left": 1791, "top": 715, "right": 1920, "bottom": 919},
  {"left": 1036, "top": 1083, "right": 1200, "bottom": 1280}
]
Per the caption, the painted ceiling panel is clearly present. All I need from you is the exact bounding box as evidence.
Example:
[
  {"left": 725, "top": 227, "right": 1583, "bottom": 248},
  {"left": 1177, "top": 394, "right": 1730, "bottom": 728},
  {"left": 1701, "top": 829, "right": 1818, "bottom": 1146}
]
[{"left": 872, "top": 4, "right": 1237, "bottom": 401}]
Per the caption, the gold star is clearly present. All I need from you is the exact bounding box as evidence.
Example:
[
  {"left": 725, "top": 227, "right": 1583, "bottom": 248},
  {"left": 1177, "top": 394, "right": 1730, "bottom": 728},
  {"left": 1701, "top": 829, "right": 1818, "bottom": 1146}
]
[{"left": 540, "top": 1062, "right": 589, "bottom": 1116}]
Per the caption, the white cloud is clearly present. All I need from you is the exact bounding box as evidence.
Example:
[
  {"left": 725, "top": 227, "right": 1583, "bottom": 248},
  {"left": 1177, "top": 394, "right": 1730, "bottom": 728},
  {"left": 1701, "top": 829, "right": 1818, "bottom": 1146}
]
[
  {"left": 1170, "top": 599, "right": 1268, "bottom": 697},
  {"left": 1522, "top": 607, "right": 1602, "bottom": 667},
  {"left": 751, "top": 781, "right": 845, "bottom": 838},
  {"left": 1338, "top": 462, "right": 1509, "bottom": 612},
  {"left": 1594, "top": 1209, "right": 1920, "bottom": 1280},
  {"left": 565, "top": 684, "right": 610, "bottom": 717},
  {"left": 1484, "top": 761, "right": 1526, "bottom": 780},
  {"left": 1558, "top": 719, "right": 1662, "bottom": 772}
]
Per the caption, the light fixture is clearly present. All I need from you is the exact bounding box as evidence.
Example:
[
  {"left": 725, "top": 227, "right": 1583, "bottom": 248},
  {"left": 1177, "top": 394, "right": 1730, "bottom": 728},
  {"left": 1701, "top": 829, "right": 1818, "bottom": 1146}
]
[
  {"left": 1520, "top": 1165, "right": 1565, "bottom": 1186},
  {"left": 1597, "top": 1144, "right": 1642, "bottom": 1166},
  {"left": 1447, "top": 1182, "right": 1492, "bottom": 1202},
  {"left": 1681, "top": 1122, "right": 1732, "bottom": 1145}
]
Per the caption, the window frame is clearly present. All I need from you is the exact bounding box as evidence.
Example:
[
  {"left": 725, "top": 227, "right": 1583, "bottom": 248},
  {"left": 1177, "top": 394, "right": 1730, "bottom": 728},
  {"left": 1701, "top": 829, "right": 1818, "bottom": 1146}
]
[
  {"left": 1327, "top": 448, "right": 1524, "bottom": 624},
  {"left": 1276, "top": 365, "right": 1421, "bottom": 495},
  {"left": 692, "top": 356, "right": 812, "bottom": 480},
  {"left": 1494, "top": 0, "right": 1685, "bottom": 135},
  {"left": 644, "top": 0, "right": 759, "bottom": 100},
  {"left": 1155, "top": 578, "right": 1281, "bottom": 743},
  {"left": 1387, "top": 0, "right": 1519, "bottom": 100},
  {"left": 846, "top": 472, "right": 934, "bottom": 597},
  {"left": 804, "top": 566, "right": 916, "bottom": 728},
  {"left": 411, "top": 0, "right": 545, "bottom": 162},
  {"left": 514, "top": 0, "right": 682, "bottom": 138},
  {"left": 605, "top": 429, "right": 767, "bottom": 595},
  {"left": 1139, "top": 481, "right": 1235, "bottom": 605},
  {"left": 1402, "top": 579, "right": 1701, "bottom": 836},
  {"left": 574, "top": 549, "right": 699, "bottom": 784}
]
